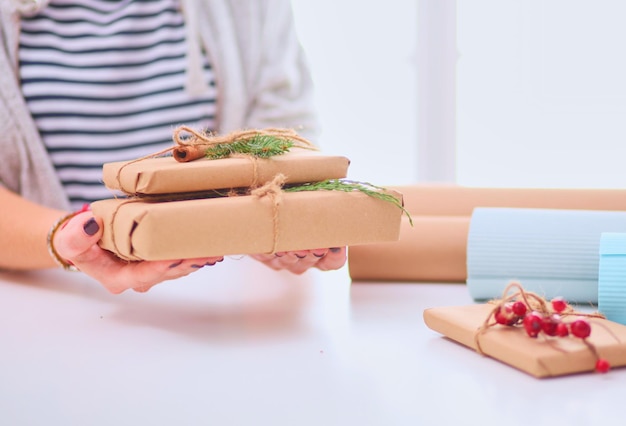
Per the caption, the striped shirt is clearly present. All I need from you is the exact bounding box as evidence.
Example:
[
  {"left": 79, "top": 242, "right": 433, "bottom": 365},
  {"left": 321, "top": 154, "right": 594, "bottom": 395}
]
[{"left": 19, "top": 0, "right": 218, "bottom": 209}]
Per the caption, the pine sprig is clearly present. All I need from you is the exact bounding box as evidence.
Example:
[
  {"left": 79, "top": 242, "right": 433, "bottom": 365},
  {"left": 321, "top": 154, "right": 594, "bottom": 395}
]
[
  {"left": 205, "top": 134, "right": 295, "bottom": 159},
  {"left": 284, "top": 179, "right": 413, "bottom": 225}
]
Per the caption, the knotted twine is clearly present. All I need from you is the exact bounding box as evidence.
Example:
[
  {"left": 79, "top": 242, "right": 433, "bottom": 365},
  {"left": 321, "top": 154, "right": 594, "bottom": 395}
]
[
  {"left": 474, "top": 281, "right": 614, "bottom": 375},
  {"left": 114, "top": 125, "right": 317, "bottom": 195},
  {"left": 107, "top": 126, "right": 316, "bottom": 258},
  {"left": 250, "top": 173, "right": 287, "bottom": 254},
  {"left": 171, "top": 126, "right": 315, "bottom": 162},
  {"left": 107, "top": 174, "right": 290, "bottom": 261}
]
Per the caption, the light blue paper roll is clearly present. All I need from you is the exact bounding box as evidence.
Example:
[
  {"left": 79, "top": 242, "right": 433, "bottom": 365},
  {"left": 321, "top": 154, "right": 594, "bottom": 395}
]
[
  {"left": 598, "top": 233, "right": 626, "bottom": 324},
  {"left": 467, "top": 208, "right": 626, "bottom": 303}
]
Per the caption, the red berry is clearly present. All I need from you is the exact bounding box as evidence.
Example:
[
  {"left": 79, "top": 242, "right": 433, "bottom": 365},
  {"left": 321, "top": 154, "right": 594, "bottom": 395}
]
[
  {"left": 512, "top": 301, "right": 527, "bottom": 316},
  {"left": 595, "top": 358, "right": 610, "bottom": 373},
  {"left": 494, "top": 303, "right": 518, "bottom": 326},
  {"left": 523, "top": 312, "right": 544, "bottom": 338},
  {"left": 551, "top": 297, "right": 568, "bottom": 313},
  {"left": 555, "top": 322, "right": 569, "bottom": 337},
  {"left": 570, "top": 318, "right": 591, "bottom": 339},
  {"left": 542, "top": 314, "right": 562, "bottom": 337}
]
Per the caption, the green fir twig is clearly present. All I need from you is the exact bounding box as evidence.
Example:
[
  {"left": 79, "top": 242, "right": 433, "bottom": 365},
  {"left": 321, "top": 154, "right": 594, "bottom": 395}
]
[
  {"left": 284, "top": 179, "right": 413, "bottom": 225},
  {"left": 205, "top": 135, "right": 295, "bottom": 159}
]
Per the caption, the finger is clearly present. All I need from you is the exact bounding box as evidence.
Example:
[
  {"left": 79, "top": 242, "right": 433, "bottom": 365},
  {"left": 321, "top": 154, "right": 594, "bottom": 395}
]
[
  {"left": 311, "top": 248, "right": 329, "bottom": 258},
  {"left": 314, "top": 247, "right": 347, "bottom": 271},
  {"left": 106, "top": 259, "right": 192, "bottom": 293},
  {"left": 275, "top": 251, "right": 321, "bottom": 274},
  {"left": 250, "top": 253, "right": 276, "bottom": 263},
  {"left": 57, "top": 214, "right": 225, "bottom": 293},
  {"left": 54, "top": 212, "right": 104, "bottom": 265},
  {"left": 128, "top": 256, "right": 225, "bottom": 293}
]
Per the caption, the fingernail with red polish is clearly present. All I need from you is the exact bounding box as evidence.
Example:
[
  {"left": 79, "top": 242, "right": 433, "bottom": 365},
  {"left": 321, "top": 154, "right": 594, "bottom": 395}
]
[{"left": 83, "top": 218, "right": 100, "bottom": 236}]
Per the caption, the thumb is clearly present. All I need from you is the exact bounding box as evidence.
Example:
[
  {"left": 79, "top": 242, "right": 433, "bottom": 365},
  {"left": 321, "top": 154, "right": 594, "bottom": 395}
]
[{"left": 54, "top": 211, "right": 104, "bottom": 263}]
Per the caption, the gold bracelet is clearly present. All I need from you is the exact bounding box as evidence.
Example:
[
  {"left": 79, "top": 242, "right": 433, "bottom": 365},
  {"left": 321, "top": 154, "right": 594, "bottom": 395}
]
[{"left": 46, "top": 212, "right": 80, "bottom": 272}]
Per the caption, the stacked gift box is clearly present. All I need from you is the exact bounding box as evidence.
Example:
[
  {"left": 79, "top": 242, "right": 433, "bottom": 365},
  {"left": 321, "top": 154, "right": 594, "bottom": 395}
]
[{"left": 92, "top": 147, "right": 404, "bottom": 261}]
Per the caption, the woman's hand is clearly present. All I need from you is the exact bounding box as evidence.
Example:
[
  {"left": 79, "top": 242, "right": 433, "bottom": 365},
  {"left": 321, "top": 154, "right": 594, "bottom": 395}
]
[
  {"left": 250, "top": 247, "right": 347, "bottom": 275},
  {"left": 53, "top": 211, "right": 223, "bottom": 294}
]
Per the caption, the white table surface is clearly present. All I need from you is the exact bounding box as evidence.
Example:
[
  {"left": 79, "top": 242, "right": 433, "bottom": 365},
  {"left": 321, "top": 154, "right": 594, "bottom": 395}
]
[{"left": 1, "top": 257, "right": 624, "bottom": 426}]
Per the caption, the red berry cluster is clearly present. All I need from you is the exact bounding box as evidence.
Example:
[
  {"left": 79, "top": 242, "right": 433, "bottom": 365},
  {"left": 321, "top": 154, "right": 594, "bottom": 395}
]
[{"left": 491, "top": 289, "right": 610, "bottom": 374}]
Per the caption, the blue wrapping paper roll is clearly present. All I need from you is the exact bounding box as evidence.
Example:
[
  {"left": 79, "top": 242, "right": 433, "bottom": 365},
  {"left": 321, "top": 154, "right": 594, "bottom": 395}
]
[
  {"left": 467, "top": 208, "right": 626, "bottom": 303},
  {"left": 598, "top": 233, "right": 626, "bottom": 324}
]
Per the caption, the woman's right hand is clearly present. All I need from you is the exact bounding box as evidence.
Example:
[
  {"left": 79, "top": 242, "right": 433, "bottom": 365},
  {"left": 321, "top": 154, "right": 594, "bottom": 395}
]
[{"left": 53, "top": 211, "right": 223, "bottom": 294}]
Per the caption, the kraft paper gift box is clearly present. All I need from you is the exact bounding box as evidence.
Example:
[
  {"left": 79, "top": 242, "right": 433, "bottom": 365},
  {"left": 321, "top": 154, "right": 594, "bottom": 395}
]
[
  {"left": 423, "top": 304, "right": 626, "bottom": 378},
  {"left": 91, "top": 189, "right": 403, "bottom": 261},
  {"left": 103, "top": 151, "right": 351, "bottom": 195}
]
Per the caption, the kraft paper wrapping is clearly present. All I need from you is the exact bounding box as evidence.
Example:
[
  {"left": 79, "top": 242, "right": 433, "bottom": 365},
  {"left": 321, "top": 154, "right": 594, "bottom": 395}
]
[
  {"left": 348, "top": 216, "right": 469, "bottom": 282},
  {"left": 391, "top": 185, "right": 626, "bottom": 216},
  {"left": 103, "top": 151, "right": 350, "bottom": 195},
  {"left": 423, "top": 304, "right": 626, "bottom": 378},
  {"left": 467, "top": 208, "right": 626, "bottom": 303},
  {"left": 91, "top": 190, "right": 403, "bottom": 261}
]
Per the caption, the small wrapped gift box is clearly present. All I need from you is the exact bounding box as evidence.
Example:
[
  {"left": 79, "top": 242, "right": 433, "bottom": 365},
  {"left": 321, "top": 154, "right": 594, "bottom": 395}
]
[
  {"left": 423, "top": 304, "right": 626, "bottom": 378},
  {"left": 103, "top": 151, "right": 350, "bottom": 195},
  {"left": 91, "top": 189, "right": 403, "bottom": 261}
]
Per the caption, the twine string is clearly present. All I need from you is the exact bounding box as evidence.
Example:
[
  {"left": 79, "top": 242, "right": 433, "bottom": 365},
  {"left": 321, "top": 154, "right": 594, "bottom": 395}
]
[
  {"left": 171, "top": 125, "right": 316, "bottom": 162},
  {"left": 473, "top": 281, "right": 615, "bottom": 376},
  {"left": 107, "top": 174, "right": 287, "bottom": 259},
  {"left": 250, "top": 173, "right": 286, "bottom": 254},
  {"left": 107, "top": 197, "right": 143, "bottom": 262},
  {"left": 114, "top": 125, "right": 315, "bottom": 194},
  {"left": 474, "top": 281, "right": 606, "bottom": 354}
]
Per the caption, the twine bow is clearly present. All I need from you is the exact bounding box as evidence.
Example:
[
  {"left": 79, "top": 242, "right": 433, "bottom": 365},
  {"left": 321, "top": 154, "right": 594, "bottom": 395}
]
[
  {"left": 473, "top": 281, "right": 617, "bottom": 376},
  {"left": 474, "top": 281, "right": 606, "bottom": 354},
  {"left": 171, "top": 126, "right": 316, "bottom": 162},
  {"left": 114, "top": 125, "right": 316, "bottom": 194}
]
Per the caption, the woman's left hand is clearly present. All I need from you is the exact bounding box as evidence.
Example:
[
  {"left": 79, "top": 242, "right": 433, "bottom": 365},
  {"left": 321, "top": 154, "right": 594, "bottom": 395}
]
[{"left": 250, "top": 247, "right": 347, "bottom": 275}]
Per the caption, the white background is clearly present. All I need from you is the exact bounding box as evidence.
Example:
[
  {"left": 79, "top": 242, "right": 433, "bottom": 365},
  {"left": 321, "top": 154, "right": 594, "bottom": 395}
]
[
  {"left": 291, "top": 1, "right": 418, "bottom": 186},
  {"left": 292, "top": 0, "right": 626, "bottom": 189}
]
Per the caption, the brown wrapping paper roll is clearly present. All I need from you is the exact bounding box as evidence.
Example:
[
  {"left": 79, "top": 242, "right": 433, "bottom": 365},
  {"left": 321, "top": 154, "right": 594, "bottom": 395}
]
[
  {"left": 391, "top": 185, "right": 626, "bottom": 216},
  {"left": 348, "top": 216, "right": 470, "bottom": 282},
  {"left": 348, "top": 185, "right": 626, "bottom": 282}
]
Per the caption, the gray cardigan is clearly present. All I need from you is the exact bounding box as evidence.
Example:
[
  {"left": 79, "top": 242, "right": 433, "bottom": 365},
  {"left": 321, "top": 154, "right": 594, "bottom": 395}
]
[{"left": 0, "top": 0, "right": 319, "bottom": 210}]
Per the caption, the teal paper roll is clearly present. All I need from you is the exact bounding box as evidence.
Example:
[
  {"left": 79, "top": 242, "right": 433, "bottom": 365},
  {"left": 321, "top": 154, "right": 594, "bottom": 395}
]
[
  {"left": 467, "top": 208, "right": 626, "bottom": 303},
  {"left": 598, "top": 233, "right": 626, "bottom": 324}
]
